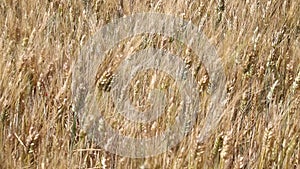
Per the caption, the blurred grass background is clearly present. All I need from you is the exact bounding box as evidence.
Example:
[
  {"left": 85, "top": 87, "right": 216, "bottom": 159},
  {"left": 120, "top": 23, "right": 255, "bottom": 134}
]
[{"left": 0, "top": 0, "right": 299, "bottom": 168}]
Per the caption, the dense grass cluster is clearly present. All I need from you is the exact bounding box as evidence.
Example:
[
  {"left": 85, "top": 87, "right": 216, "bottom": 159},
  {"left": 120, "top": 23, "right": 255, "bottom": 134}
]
[{"left": 0, "top": 0, "right": 299, "bottom": 168}]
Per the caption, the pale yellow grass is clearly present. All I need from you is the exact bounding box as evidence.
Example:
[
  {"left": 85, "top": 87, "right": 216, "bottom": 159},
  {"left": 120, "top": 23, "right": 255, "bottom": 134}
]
[{"left": 0, "top": 0, "right": 299, "bottom": 168}]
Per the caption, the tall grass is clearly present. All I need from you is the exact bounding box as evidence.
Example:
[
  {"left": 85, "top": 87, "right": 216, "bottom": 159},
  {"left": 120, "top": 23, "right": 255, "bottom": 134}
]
[{"left": 0, "top": 0, "right": 299, "bottom": 168}]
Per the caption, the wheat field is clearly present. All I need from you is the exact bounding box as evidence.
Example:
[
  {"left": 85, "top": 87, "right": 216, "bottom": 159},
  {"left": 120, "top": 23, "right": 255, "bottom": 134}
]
[{"left": 0, "top": 0, "right": 299, "bottom": 168}]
